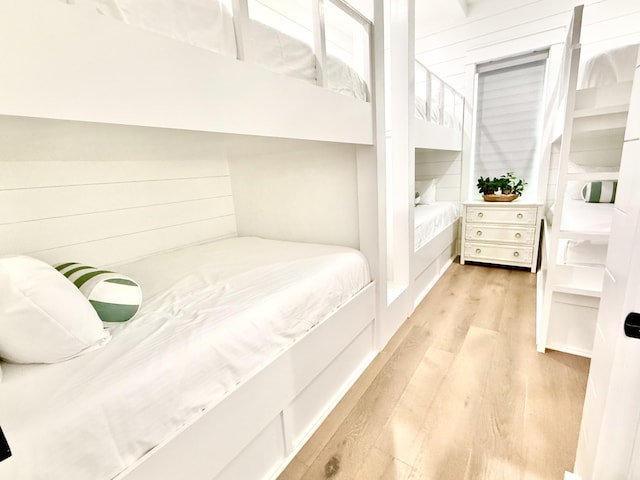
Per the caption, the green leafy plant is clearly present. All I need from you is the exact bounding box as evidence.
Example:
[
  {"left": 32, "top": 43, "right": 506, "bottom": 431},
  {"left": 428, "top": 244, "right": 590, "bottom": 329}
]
[{"left": 476, "top": 172, "right": 527, "bottom": 196}]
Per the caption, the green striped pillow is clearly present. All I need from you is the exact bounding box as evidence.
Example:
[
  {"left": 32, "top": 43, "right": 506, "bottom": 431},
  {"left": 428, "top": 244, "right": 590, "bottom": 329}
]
[
  {"left": 55, "top": 263, "right": 142, "bottom": 322},
  {"left": 581, "top": 181, "right": 617, "bottom": 203}
]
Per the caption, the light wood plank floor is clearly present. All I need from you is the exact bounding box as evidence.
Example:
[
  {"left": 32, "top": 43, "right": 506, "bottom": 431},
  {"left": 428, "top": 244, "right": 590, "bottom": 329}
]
[{"left": 279, "top": 261, "right": 590, "bottom": 480}]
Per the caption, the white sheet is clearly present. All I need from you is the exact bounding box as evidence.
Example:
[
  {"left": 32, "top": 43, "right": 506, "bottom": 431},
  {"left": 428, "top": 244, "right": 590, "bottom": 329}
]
[
  {"left": 0, "top": 237, "right": 370, "bottom": 480},
  {"left": 560, "top": 197, "right": 614, "bottom": 234},
  {"left": 414, "top": 202, "right": 458, "bottom": 251},
  {"left": 578, "top": 44, "right": 639, "bottom": 89}
]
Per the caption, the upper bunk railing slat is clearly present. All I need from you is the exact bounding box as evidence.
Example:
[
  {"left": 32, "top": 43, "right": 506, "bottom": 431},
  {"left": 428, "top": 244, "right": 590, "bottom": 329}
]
[
  {"left": 312, "top": 0, "right": 328, "bottom": 87},
  {"left": 231, "top": 0, "right": 249, "bottom": 61}
]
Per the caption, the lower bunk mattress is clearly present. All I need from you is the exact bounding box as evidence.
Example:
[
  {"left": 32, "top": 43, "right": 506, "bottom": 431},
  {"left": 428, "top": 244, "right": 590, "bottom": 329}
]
[
  {"left": 414, "top": 202, "right": 459, "bottom": 251},
  {"left": 0, "top": 237, "right": 371, "bottom": 480}
]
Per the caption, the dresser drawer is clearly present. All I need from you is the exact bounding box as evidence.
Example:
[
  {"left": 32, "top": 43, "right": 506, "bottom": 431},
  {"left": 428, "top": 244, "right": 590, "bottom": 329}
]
[
  {"left": 466, "top": 206, "right": 537, "bottom": 225},
  {"left": 464, "top": 242, "right": 533, "bottom": 265},
  {"left": 465, "top": 225, "right": 536, "bottom": 245}
]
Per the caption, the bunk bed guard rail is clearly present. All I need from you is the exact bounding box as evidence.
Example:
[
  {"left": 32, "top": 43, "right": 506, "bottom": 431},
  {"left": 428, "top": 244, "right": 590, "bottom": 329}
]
[
  {"left": 231, "top": 0, "right": 373, "bottom": 93},
  {"left": 415, "top": 59, "right": 464, "bottom": 128}
]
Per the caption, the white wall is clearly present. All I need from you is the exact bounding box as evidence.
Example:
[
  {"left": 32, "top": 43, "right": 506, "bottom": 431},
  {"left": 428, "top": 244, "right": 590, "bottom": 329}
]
[
  {"left": 0, "top": 116, "right": 236, "bottom": 267},
  {"left": 415, "top": 149, "right": 462, "bottom": 204},
  {"left": 415, "top": 0, "right": 640, "bottom": 93},
  {"left": 228, "top": 141, "right": 361, "bottom": 249}
]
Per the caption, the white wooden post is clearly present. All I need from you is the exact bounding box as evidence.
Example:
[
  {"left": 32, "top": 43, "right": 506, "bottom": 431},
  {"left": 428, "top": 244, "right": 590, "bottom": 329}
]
[
  {"left": 231, "top": 0, "right": 249, "bottom": 61},
  {"left": 312, "top": 0, "right": 328, "bottom": 87}
]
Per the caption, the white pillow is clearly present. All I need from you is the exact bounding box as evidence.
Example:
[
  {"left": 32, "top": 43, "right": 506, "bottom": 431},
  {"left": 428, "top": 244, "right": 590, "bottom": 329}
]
[
  {"left": 0, "top": 255, "right": 111, "bottom": 364},
  {"left": 416, "top": 179, "right": 437, "bottom": 204}
]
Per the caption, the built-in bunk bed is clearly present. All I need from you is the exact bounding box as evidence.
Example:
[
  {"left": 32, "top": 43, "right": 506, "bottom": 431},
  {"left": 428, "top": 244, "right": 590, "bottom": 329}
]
[
  {"left": 537, "top": 3, "right": 639, "bottom": 357},
  {"left": 0, "top": 1, "right": 385, "bottom": 479},
  {"left": 411, "top": 61, "right": 464, "bottom": 307}
]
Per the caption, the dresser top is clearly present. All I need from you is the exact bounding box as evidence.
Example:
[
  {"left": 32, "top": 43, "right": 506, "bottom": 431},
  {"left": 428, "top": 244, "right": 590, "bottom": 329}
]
[{"left": 463, "top": 200, "right": 543, "bottom": 207}]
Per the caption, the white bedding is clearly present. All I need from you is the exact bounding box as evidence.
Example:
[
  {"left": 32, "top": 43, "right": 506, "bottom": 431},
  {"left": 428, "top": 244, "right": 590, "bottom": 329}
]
[
  {"left": 578, "top": 44, "right": 639, "bottom": 89},
  {"left": 559, "top": 197, "right": 614, "bottom": 234},
  {"left": 558, "top": 239, "right": 608, "bottom": 266},
  {"left": 0, "top": 237, "right": 370, "bottom": 480},
  {"left": 62, "top": 0, "right": 369, "bottom": 101},
  {"left": 414, "top": 202, "right": 459, "bottom": 251}
]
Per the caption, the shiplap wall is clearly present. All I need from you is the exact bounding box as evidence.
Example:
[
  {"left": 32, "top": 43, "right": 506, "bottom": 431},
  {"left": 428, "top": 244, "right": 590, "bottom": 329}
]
[
  {"left": 415, "top": 149, "right": 462, "bottom": 205},
  {"left": 0, "top": 116, "right": 236, "bottom": 267},
  {"left": 415, "top": 0, "right": 640, "bottom": 93},
  {"left": 229, "top": 141, "right": 360, "bottom": 248}
]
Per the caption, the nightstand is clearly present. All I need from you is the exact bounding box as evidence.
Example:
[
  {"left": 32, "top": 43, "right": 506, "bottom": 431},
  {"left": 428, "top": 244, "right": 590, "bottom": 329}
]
[{"left": 460, "top": 201, "right": 543, "bottom": 273}]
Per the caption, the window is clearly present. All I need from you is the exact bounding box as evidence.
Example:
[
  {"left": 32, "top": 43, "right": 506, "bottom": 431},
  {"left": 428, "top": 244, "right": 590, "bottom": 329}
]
[{"left": 472, "top": 50, "right": 549, "bottom": 195}]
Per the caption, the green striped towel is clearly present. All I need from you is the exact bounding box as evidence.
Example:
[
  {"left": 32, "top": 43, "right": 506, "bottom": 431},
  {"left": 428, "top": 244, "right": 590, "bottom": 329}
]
[{"left": 55, "top": 263, "right": 142, "bottom": 322}]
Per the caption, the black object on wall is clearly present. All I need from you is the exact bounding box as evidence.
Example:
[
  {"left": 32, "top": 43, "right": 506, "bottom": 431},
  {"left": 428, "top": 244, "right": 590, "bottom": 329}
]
[{"left": 0, "top": 426, "right": 11, "bottom": 462}]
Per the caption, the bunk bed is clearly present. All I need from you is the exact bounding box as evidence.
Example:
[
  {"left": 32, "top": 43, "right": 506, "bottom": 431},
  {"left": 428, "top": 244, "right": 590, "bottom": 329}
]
[
  {"left": 0, "top": 0, "right": 375, "bottom": 145},
  {"left": 537, "top": 3, "right": 639, "bottom": 357},
  {"left": 409, "top": 64, "right": 463, "bottom": 308},
  {"left": 0, "top": 0, "right": 384, "bottom": 478}
]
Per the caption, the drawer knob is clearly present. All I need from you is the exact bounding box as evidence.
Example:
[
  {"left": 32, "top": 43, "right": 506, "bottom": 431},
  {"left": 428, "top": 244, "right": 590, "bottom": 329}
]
[
  {"left": 475, "top": 248, "right": 481, "bottom": 254},
  {"left": 513, "top": 251, "right": 520, "bottom": 257},
  {"left": 517, "top": 213, "right": 524, "bottom": 219},
  {"left": 515, "top": 232, "right": 522, "bottom": 239},
  {"left": 477, "top": 212, "right": 484, "bottom": 218},
  {"left": 476, "top": 230, "right": 482, "bottom": 236}
]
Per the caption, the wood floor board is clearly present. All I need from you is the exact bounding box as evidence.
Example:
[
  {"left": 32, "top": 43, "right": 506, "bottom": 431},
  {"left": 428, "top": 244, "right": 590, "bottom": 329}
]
[{"left": 278, "top": 261, "right": 590, "bottom": 480}]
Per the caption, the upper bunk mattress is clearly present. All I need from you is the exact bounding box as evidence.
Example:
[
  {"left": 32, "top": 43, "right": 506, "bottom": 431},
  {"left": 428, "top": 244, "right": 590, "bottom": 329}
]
[
  {"left": 578, "top": 43, "right": 639, "bottom": 89},
  {"left": 0, "top": 237, "right": 370, "bottom": 480},
  {"left": 415, "top": 202, "right": 458, "bottom": 251}
]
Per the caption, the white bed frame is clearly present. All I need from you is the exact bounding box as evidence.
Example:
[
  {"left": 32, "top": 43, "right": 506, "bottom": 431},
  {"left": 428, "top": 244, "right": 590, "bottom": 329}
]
[
  {"left": 411, "top": 217, "right": 460, "bottom": 309},
  {"left": 537, "top": 4, "right": 637, "bottom": 357},
  {"left": 0, "top": 0, "right": 373, "bottom": 145},
  {"left": 0, "top": 1, "right": 388, "bottom": 479},
  {"left": 115, "top": 283, "right": 377, "bottom": 480}
]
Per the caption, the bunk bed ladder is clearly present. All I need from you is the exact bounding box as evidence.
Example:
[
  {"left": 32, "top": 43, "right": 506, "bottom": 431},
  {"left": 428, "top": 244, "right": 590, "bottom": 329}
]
[{"left": 537, "top": 4, "right": 584, "bottom": 353}]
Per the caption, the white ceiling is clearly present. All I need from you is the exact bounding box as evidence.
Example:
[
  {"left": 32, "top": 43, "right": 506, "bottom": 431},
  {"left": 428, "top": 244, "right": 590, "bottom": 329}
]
[{"left": 414, "top": 0, "right": 535, "bottom": 39}]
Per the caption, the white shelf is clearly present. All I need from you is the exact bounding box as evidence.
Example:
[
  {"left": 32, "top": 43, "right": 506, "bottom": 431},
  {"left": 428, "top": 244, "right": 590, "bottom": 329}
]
[{"left": 552, "top": 284, "right": 602, "bottom": 298}]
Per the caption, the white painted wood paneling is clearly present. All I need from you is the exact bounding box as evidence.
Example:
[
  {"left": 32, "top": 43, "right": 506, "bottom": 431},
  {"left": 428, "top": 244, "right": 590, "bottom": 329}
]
[
  {"left": 415, "top": 0, "right": 640, "bottom": 94},
  {"left": 0, "top": 116, "right": 237, "bottom": 267},
  {"left": 415, "top": 149, "right": 462, "bottom": 205},
  {"left": 228, "top": 141, "right": 360, "bottom": 249}
]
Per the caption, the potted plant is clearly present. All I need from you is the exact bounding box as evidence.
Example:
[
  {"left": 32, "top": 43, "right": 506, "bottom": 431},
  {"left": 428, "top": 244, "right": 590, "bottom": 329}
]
[{"left": 476, "top": 172, "right": 527, "bottom": 202}]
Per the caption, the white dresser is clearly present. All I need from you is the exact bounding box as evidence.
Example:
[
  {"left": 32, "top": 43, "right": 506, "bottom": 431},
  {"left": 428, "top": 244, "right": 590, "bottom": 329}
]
[{"left": 460, "top": 201, "right": 543, "bottom": 273}]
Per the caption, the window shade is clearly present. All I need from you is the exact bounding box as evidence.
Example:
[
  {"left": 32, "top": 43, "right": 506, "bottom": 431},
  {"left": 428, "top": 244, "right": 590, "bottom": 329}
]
[{"left": 473, "top": 52, "right": 548, "bottom": 185}]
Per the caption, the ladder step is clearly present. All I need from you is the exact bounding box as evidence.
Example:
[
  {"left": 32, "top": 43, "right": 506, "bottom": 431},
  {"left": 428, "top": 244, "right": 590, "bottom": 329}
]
[{"left": 566, "top": 172, "right": 618, "bottom": 182}]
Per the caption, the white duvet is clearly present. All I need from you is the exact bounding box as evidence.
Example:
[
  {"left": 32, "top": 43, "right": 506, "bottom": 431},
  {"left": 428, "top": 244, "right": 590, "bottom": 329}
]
[
  {"left": 414, "top": 202, "right": 458, "bottom": 251},
  {"left": 0, "top": 237, "right": 370, "bottom": 480}
]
